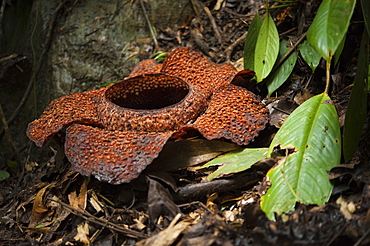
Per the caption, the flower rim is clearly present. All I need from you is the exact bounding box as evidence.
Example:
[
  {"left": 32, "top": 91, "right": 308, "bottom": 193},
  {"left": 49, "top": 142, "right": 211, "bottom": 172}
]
[{"left": 99, "top": 73, "right": 208, "bottom": 132}]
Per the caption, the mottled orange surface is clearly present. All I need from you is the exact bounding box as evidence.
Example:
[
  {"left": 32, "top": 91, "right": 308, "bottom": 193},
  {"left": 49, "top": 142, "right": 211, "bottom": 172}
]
[{"left": 27, "top": 47, "right": 269, "bottom": 184}]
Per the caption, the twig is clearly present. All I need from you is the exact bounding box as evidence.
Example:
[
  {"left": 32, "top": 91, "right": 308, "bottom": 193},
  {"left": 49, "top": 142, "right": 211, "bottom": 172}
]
[
  {"left": 271, "top": 32, "right": 306, "bottom": 74},
  {"left": 203, "top": 6, "right": 222, "bottom": 44},
  {"left": 324, "top": 222, "right": 348, "bottom": 246},
  {"left": 178, "top": 201, "right": 214, "bottom": 214},
  {"left": 224, "top": 31, "right": 249, "bottom": 62},
  {"left": 190, "top": 0, "right": 200, "bottom": 18},
  {"left": 353, "top": 227, "right": 370, "bottom": 246},
  {"left": 49, "top": 198, "right": 147, "bottom": 239},
  {"left": 139, "top": 0, "right": 158, "bottom": 48},
  {"left": 0, "top": 0, "right": 64, "bottom": 142},
  {"left": 279, "top": 26, "right": 297, "bottom": 36},
  {"left": 0, "top": 54, "right": 18, "bottom": 64}
]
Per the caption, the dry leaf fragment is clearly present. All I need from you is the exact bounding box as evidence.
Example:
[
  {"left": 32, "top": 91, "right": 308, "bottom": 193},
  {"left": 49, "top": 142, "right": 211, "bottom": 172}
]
[
  {"left": 336, "top": 196, "right": 356, "bottom": 220},
  {"left": 73, "top": 221, "right": 90, "bottom": 244},
  {"left": 147, "top": 178, "right": 181, "bottom": 227},
  {"left": 136, "top": 220, "right": 192, "bottom": 246},
  {"left": 29, "top": 184, "right": 53, "bottom": 228}
]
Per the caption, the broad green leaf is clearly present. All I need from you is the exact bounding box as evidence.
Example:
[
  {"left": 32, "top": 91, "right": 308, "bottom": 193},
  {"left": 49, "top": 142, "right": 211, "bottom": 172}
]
[
  {"left": 266, "top": 40, "right": 298, "bottom": 96},
  {"left": 254, "top": 13, "right": 279, "bottom": 82},
  {"left": 307, "top": 0, "right": 356, "bottom": 61},
  {"left": 343, "top": 31, "right": 369, "bottom": 162},
  {"left": 261, "top": 93, "right": 341, "bottom": 220},
  {"left": 0, "top": 170, "right": 10, "bottom": 181},
  {"left": 201, "top": 148, "right": 268, "bottom": 181},
  {"left": 300, "top": 41, "right": 321, "bottom": 72},
  {"left": 244, "top": 13, "right": 262, "bottom": 70},
  {"left": 360, "top": 0, "right": 370, "bottom": 37}
]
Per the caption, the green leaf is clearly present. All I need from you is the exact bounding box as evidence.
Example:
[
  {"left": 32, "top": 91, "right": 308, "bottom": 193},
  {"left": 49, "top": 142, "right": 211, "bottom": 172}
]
[
  {"left": 150, "top": 51, "right": 168, "bottom": 62},
  {"left": 266, "top": 40, "right": 298, "bottom": 96},
  {"left": 7, "top": 160, "right": 18, "bottom": 168},
  {"left": 244, "top": 13, "right": 262, "bottom": 70},
  {"left": 254, "top": 12, "right": 280, "bottom": 82},
  {"left": 333, "top": 34, "right": 346, "bottom": 65},
  {"left": 261, "top": 93, "right": 341, "bottom": 220},
  {"left": 99, "top": 81, "right": 118, "bottom": 87},
  {"left": 300, "top": 41, "right": 321, "bottom": 72},
  {"left": 343, "top": 31, "right": 369, "bottom": 162},
  {"left": 360, "top": 0, "right": 370, "bottom": 37},
  {"left": 0, "top": 170, "right": 10, "bottom": 181},
  {"left": 306, "top": 0, "right": 356, "bottom": 61},
  {"left": 201, "top": 148, "right": 268, "bottom": 181}
]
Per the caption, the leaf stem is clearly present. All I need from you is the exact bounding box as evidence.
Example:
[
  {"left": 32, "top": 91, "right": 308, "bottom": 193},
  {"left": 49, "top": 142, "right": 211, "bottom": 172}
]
[{"left": 324, "top": 58, "right": 331, "bottom": 94}]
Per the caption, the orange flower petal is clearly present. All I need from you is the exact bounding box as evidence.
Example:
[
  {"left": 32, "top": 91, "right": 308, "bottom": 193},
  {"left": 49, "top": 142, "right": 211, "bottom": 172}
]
[
  {"left": 161, "top": 47, "right": 237, "bottom": 97},
  {"left": 128, "top": 59, "right": 162, "bottom": 78},
  {"left": 27, "top": 89, "right": 104, "bottom": 147},
  {"left": 65, "top": 124, "right": 174, "bottom": 184},
  {"left": 187, "top": 84, "right": 269, "bottom": 145}
]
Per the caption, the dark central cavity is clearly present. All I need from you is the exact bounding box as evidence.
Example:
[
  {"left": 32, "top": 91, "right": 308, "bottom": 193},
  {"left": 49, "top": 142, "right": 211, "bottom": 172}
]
[{"left": 105, "top": 74, "right": 190, "bottom": 110}]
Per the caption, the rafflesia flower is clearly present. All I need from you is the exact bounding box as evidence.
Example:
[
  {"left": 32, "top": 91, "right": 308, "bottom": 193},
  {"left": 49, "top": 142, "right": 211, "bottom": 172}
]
[{"left": 27, "top": 47, "right": 268, "bottom": 184}]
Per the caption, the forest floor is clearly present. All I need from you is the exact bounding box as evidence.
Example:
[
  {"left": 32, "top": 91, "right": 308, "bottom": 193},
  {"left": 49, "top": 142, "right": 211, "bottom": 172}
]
[{"left": 1, "top": 0, "right": 370, "bottom": 245}]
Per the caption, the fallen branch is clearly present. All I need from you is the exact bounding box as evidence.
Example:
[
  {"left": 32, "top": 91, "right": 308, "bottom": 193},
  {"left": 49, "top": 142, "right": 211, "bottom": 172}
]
[{"left": 174, "top": 174, "right": 261, "bottom": 203}]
